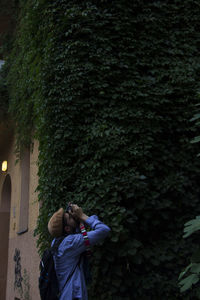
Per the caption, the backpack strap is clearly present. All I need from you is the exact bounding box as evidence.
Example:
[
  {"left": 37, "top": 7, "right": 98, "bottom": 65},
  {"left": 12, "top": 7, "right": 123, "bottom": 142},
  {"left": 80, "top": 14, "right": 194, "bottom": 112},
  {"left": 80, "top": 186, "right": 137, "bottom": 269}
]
[
  {"left": 58, "top": 254, "right": 82, "bottom": 298},
  {"left": 51, "top": 236, "right": 65, "bottom": 254}
]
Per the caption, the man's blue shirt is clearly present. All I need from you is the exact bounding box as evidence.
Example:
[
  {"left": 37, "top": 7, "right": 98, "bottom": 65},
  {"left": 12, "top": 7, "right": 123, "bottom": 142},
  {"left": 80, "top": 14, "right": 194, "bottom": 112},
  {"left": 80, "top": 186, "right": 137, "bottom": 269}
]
[{"left": 53, "top": 215, "right": 110, "bottom": 300}]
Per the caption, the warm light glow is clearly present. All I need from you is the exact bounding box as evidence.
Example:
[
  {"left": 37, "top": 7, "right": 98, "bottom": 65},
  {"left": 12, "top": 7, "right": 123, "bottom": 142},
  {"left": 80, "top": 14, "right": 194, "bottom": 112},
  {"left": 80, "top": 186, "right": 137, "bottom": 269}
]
[{"left": 2, "top": 161, "right": 8, "bottom": 172}]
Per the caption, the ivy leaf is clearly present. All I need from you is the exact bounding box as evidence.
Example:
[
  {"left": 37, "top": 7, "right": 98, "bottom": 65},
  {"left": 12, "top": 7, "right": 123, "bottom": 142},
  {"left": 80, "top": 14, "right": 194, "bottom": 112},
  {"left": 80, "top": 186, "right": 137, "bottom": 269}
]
[
  {"left": 190, "top": 136, "right": 200, "bottom": 144},
  {"left": 178, "top": 263, "right": 193, "bottom": 280},
  {"left": 190, "top": 113, "right": 200, "bottom": 122},
  {"left": 183, "top": 216, "right": 200, "bottom": 238},
  {"left": 179, "top": 274, "right": 199, "bottom": 292}
]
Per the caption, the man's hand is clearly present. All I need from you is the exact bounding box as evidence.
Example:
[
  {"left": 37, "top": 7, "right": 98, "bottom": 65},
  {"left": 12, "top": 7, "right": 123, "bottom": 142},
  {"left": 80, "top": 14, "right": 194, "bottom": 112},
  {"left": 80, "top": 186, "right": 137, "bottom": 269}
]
[{"left": 69, "top": 204, "right": 88, "bottom": 222}]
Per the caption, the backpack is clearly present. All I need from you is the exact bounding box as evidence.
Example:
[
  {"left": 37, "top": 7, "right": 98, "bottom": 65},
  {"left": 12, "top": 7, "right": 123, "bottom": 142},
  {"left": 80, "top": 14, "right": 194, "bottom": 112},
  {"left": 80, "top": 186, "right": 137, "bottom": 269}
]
[
  {"left": 39, "top": 236, "right": 82, "bottom": 300},
  {"left": 39, "top": 237, "right": 64, "bottom": 300}
]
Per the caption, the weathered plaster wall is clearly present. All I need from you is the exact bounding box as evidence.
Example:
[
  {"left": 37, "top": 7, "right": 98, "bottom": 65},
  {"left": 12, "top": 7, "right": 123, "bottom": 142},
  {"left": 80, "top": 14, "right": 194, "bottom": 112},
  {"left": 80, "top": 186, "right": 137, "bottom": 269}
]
[
  {"left": 0, "top": 212, "right": 9, "bottom": 300},
  {"left": 0, "top": 138, "right": 40, "bottom": 300}
]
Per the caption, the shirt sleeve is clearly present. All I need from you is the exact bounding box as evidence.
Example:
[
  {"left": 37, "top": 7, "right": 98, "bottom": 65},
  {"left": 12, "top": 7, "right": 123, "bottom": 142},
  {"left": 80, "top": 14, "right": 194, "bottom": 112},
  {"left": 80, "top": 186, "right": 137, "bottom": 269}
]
[
  {"left": 85, "top": 215, "right": 111, "bottom": 246},
  {"left": 58, "top": 215, "right": 111, "bottom": 257}
]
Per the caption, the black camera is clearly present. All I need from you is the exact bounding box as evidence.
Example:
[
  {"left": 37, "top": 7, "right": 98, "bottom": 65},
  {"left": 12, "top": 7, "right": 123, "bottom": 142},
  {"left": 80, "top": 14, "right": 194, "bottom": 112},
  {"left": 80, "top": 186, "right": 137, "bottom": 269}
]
[{"left": 66, "top": 203, "right": 73, "bottom": 213}]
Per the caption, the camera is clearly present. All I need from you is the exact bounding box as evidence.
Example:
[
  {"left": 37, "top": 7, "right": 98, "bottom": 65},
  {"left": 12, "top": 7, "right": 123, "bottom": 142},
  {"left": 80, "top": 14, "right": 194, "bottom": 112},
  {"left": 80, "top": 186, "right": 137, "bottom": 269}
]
[{"left": 66, "top": 203, "right": 73, "bottom": 213}]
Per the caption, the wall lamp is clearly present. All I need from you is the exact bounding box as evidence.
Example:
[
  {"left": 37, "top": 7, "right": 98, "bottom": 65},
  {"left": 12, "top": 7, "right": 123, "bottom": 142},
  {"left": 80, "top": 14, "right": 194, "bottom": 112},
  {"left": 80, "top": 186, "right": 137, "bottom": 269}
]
[{"left": 2, "top": 161, "right": 8, "bottom": 172}]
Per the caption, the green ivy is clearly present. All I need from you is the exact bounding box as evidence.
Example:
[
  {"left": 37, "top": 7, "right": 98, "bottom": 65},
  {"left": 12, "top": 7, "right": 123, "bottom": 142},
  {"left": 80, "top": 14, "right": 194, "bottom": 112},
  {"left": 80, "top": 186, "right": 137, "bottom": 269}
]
[
  {"left": 179, "top": 216, "right": 200, "bottom": 296},
  {"left": 4, "top": 0, "right": 200, "bottom": 298},
  {"left": 0, "top": 64, "right": 9, "bottom": 120},
  {"left": 178, "top": 105, "right": 200, "bottom": 297}
]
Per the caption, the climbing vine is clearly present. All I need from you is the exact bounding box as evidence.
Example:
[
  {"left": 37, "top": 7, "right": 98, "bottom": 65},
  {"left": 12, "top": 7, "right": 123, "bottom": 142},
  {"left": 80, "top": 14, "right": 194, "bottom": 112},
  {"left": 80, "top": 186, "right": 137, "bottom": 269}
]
[{"left": 4, "top": 0, "right": 200, "bottom": 298}]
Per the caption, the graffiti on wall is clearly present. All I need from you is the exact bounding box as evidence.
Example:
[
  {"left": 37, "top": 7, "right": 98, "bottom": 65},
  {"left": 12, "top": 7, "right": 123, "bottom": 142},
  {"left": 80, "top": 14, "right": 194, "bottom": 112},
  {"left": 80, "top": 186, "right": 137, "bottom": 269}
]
[
  {"left": 14, "top": 248, "right": 23, "bottom": 291},
  {"left": 13, "top": 248, "right": 31, "bottom": 300}
]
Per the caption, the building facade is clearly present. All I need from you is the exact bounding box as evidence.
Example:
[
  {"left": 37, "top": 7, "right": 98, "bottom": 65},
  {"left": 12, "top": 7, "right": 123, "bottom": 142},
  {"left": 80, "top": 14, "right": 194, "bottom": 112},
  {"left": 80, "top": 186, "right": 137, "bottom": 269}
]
[
  {"left": 0, "top": 4, "right": 40, "bottom": 300},
  {"left": 0, "top": 126, "right": 41, "bottom": 300}
]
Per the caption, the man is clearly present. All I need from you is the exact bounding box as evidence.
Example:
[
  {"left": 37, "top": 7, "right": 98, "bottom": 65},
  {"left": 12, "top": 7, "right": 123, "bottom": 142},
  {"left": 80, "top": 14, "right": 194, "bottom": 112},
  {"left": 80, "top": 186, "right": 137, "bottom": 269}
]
[{"left": 48, "top": 204, "right": 111, "bottom": 300}]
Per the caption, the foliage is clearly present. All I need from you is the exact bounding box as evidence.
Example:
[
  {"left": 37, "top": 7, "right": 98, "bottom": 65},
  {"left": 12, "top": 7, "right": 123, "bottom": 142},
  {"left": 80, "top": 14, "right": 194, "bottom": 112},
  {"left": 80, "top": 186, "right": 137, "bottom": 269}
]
[
  {"left": 190, "top": 105, "right": 200, "bottom": 158},
  {"left": 0, "top": 0, "right": 19, "bottom": 57},
  {"left": 0, "top": 0, "right": 18, "bottom": 121},
  {"left": 0, "top": 64, "right": 9, "bottom": 120},
  {"left": 5, "top": 0, "right": 200, "bottom": 299},
  {"left": 178, "top": 216, "right": 200, "bottom": 295},
  {"left": 178, "top": 106, "right": 200, "bottom": 297}
]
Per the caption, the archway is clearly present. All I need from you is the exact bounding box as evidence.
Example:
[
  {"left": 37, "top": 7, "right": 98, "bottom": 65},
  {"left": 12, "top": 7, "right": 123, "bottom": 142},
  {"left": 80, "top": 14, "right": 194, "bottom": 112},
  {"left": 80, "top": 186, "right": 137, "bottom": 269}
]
[{"left": 0, "top": 175, "right": 11, "bottom": 300}]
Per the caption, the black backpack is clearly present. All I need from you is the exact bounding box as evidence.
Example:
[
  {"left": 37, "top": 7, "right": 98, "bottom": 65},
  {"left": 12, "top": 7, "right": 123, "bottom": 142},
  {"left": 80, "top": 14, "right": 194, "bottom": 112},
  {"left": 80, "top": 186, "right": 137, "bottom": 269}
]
[
  {"left": 39, "top": 236, "right": 82, "bottom": 300},
  {"left": 39, "top": 237, "right": 64, "bottom": 300}
]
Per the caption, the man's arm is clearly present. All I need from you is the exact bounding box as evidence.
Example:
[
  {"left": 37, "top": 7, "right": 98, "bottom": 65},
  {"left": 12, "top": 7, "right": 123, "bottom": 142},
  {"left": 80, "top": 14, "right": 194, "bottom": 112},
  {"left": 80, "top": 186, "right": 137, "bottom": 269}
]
[
  {"left": 85, "top": 215, "right": 111, "bottom": 246},
  {"left": 70, "top": 204, "right": 111, "bottom": 246}
]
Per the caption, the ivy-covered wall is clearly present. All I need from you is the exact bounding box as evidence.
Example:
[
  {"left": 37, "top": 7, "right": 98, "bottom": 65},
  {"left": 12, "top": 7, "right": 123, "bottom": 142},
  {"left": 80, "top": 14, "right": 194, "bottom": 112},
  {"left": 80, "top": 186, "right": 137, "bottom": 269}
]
[
  {"left": 4, "top": 0, "right": 200, "bottom": 299},
  {"left": 0, "top": 65, "right": 8, "bottom": 120}
]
